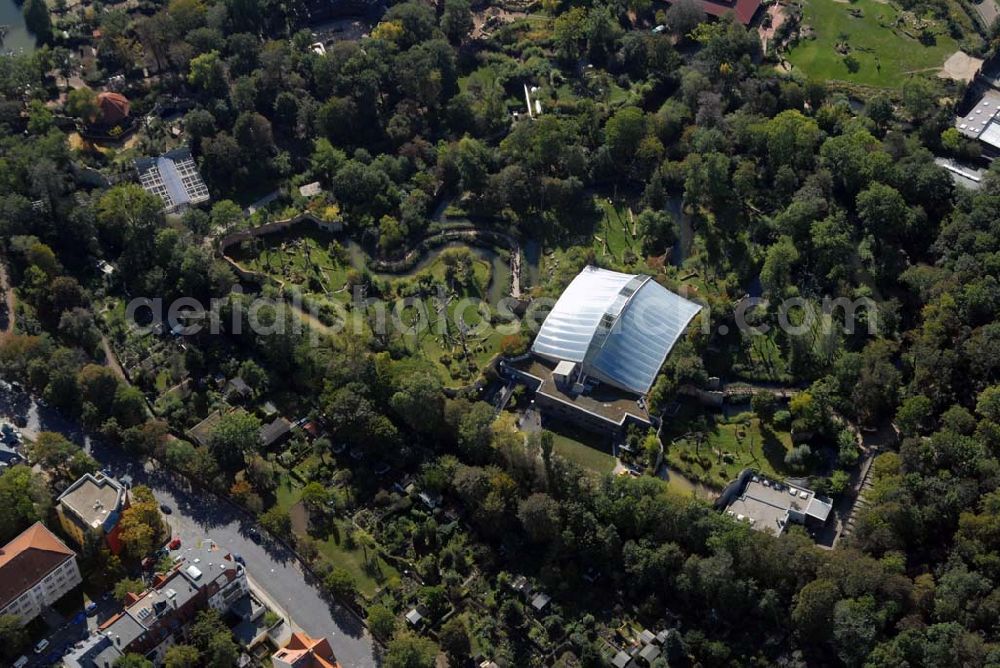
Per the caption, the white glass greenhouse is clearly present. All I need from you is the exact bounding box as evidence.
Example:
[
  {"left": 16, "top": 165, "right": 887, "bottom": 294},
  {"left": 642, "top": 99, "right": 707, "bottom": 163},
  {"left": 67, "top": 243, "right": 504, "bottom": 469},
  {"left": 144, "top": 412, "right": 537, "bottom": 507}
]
[{"left": 531, "top": 266, "right": 702, "bottom": 395}]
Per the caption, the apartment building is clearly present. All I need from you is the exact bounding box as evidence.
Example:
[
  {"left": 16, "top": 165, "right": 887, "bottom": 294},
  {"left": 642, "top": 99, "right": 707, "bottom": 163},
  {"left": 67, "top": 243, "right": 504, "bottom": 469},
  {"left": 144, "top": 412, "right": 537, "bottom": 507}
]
[
  {"left": 66, "top": 539, "right": 250, "bottom": 667},
  {"left": 57, "top": 473, "right": 130, "bottom": 554},
  {"left": 0, "top": 522, "right": 82, "bottom": 625}
]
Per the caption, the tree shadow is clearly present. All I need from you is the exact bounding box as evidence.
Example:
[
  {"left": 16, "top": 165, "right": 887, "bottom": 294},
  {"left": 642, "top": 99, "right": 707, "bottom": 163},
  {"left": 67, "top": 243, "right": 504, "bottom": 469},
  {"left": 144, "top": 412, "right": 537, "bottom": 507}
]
[{"left": 760, "top": 425, "right": 790, "bottom": 473}]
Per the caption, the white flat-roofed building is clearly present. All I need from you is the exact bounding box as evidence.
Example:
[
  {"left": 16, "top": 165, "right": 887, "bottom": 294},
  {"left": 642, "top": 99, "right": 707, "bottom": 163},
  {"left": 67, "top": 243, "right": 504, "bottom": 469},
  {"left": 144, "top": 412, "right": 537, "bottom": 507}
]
[
  {"left": 723, "top": 473, "right": 833, "bottom": 536},
  {"left": 57, "top": 472, "right": 129, "bottom": 554},
  {"left": 956, "top": 89, "right": 1000, "bottom": 155}
]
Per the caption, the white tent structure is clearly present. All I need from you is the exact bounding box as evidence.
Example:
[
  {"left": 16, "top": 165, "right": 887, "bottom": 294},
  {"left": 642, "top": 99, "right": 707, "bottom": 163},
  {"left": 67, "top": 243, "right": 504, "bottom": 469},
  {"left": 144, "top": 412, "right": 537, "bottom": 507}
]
[{"left": 531, "top": 266, "right": 701, "bottom": 395}]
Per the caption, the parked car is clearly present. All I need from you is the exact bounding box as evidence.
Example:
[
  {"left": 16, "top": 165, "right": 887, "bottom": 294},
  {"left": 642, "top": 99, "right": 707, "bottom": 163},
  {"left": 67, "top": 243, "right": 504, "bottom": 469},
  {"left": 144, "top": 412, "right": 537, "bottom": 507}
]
[
  {"left": 13, "top": 655, "right": 28, "bottom": 668},
  {"left": 34, "top": 638, "right": 50, "bottom": 654},
  {"left": 233, "top": 553, "right": 245, "bottom": 565},
  {"left": 168, "top": 537, "right": 181, "bottom": 550},
  {"left": 247, "top": 527, "right": 261, "bottom": 543},
  {"left": 160, "top": 504, "right": 172, "bottom": 514},
  {"left": 85, "top": 602, "right": 98, "bottom": 616}
]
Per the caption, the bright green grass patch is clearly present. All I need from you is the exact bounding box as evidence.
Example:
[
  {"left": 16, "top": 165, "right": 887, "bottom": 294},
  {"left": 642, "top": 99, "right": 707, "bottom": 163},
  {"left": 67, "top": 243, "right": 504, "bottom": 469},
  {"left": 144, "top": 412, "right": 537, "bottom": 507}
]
[
  {"left": 386, "top": 253, "right": 507, "bottom": 384},
  {"left": 315, "top": 518, "right": 401, "bottom": 599},
  {"left": 395, "top": 306, "right": 505, "bottom": 384},
  {"left": 395, "top": 254, "right": 492, "bottom": 296},
  {"left": 665, "top": 416, "right": 794, "bottom": 488},
  {"left": 236, "top": 235, "right": 355, "bottom": 298},
  {"left": 594, "top": 197, "right": 639, "bottom": 263},
  {"left": 274, "top": 474, "right": 399, "bottom": 598},
  {"left": 548, "top": 427, "right": 617, "bottom": 474},
  {"left": 230, "top": 229, "right": 511, "bottom": 384},
  {"left": 274, "top": 473, "right": 302, "bottom": 514},
  {"left": 785, "top": 0, "right": 959, "bottom": 87}
]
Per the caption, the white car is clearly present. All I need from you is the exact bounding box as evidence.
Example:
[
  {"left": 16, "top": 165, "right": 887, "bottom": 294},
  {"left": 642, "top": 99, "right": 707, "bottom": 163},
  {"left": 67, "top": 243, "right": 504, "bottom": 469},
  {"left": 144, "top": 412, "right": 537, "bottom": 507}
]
[{"left": 34, "top": 638, "right": 50, "bottom": 654}]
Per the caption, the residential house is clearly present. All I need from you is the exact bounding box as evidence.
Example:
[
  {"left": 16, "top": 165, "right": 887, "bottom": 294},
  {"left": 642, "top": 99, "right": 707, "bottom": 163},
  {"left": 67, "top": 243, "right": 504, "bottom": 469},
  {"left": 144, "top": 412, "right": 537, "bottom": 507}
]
[
  {"left": 260, "top": 417, "right": 293, "bottom": 450},
  {"left": 225, "top": 377, "right": 253, "bottom": 403},
  {"left": 272, "top": 631, "right": 342, "bottom": 668},
  {"left": 0, "top": 522, "right": 82, "bottom": 625},
  {"left": 662, "top": 0, "right": 761, "bottom": 25},
  {"left": 57, "top": 473, "right": 130, "bottom": 554}
]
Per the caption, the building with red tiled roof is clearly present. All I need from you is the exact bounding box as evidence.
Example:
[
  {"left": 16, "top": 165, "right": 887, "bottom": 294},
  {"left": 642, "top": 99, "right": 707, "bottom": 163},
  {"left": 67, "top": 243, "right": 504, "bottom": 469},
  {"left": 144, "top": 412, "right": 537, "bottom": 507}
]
[
  {"left": 664, "top": 0, "right": 762, "bottom": 25},
  {"left": 0, "top": 522, "right": 82, "bottom": 625},
  {"left": 272, "top": 632, "right": 342, "bottom": 668},
  {"left": 97, "top": 91, "right": 131, "bottom": 126}
]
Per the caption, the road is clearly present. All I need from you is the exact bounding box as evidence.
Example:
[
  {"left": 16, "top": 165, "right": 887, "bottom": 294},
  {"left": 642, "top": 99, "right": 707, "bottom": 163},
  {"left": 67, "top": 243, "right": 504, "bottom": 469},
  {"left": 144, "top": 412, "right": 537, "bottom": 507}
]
[{"left": 0, "top": 386, "right": 379, "bottom": 668}]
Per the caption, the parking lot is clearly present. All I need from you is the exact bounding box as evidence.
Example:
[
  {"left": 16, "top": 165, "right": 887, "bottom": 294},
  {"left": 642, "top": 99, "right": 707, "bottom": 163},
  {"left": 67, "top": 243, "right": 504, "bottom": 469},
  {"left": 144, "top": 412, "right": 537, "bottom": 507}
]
[{"left": 12, "top": 589, "right": 121, "bottom": 668}]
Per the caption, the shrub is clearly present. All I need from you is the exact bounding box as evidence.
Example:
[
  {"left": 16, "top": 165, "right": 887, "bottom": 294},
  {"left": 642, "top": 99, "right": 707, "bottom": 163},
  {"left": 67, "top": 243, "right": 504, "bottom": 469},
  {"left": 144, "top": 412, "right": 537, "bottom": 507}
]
[{"left": 784, "top": 444, "right": 812, "bottom": 472}]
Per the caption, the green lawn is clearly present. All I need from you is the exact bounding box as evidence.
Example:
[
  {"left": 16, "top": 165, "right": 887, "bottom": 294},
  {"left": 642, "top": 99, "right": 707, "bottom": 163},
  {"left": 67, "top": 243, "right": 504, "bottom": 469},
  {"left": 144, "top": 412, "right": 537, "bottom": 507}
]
[
  {"left": 786, "top": 0, "right": 959, "bottom": 87},
  {"left": 665, "top": 416, "right": 794, "bottom": 488},
  {"left": 384, "top": 252, "right": 506, "bottom": 384},
  {"left": 273, "top": 474, "right": 399, "bottom": 599},
  {"left": 548, "top": 427, "right": 617, "bottom": 474},
  {"left": 227, "top": 227, "right": 364, "bottom": 301},
  {"left": 594, "top": 197, "right": 639, "bottom": 263},
  {"left": 233, "top": 230, "right": 511, "bottom": 385},
  {"left": 275, "top": 473, "right": 302, "bottom": 514},
  {"left": 315, "top": 518, "right": 401, "bottom": 599}
]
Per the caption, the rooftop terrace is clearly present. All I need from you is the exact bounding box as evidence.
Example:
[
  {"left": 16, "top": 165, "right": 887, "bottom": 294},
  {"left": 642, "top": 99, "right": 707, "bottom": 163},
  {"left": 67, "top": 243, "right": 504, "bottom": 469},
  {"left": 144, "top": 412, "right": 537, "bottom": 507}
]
[
  {"left": 724, "top": 475, "right": 832, "bottom": 536},
  {"left": 515, "top": 358, "right": 651, "bottom": 427},
  {"left": 58, "top": 473, "right": 127, "bottom": 530},
  {"left": 956, "top": 89, "right": 1000, "bottom": 149}
]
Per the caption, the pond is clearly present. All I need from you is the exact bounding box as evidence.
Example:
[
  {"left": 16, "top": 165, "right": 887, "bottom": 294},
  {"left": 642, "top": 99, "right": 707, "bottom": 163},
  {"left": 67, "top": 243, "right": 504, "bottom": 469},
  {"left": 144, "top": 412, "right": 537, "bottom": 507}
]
[
  {"left": 521, "top": 238, "right": 542, "bottom": 289},
  {"left": 1, "top": 0, "right": 37, "bottom": 55},
  {"left": 666, "top": 197, "right": 690, "bottom": 268}
]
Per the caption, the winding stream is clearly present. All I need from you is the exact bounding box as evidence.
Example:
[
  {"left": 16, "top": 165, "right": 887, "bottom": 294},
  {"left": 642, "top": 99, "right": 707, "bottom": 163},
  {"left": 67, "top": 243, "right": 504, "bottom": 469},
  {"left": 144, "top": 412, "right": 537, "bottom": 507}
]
[{"left": 361, "top": 241, "right": 514, "bottom": 306}]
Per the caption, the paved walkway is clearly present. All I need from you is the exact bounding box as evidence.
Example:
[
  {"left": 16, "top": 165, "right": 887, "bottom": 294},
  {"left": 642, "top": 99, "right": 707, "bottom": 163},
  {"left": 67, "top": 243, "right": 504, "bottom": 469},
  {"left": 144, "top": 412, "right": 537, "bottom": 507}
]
[
  {"left": 974, "top": 0, "right": 999, "bottom": 28},
  {"left": 100, "top": 335, "right": 127, "bottom": 381},
  {"left": 720, "top": 381, "right": 802, "bottom": 399},
  {"left": 0, "top": 260, "right": 15, "bottom": 337}
]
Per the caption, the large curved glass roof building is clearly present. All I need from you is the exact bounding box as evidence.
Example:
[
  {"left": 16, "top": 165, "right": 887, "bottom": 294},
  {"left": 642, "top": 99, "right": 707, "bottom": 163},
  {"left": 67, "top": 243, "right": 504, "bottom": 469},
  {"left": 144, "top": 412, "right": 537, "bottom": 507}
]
[{"left": 531, "top": 266, "right": 702, "bottom": 395}]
